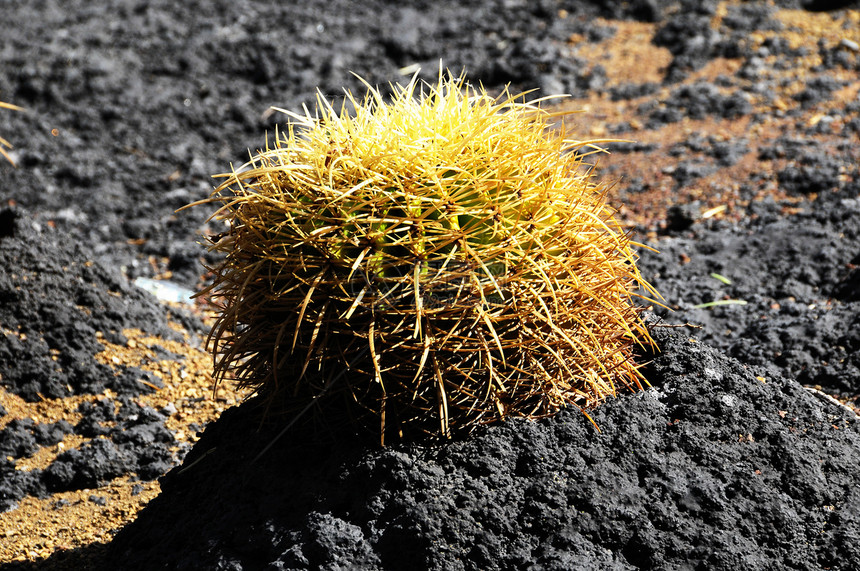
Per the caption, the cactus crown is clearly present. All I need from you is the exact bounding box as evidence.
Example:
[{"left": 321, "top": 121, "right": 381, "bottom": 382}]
[{"left": 197, "top": 72, "right": 658, "bottom": 442}]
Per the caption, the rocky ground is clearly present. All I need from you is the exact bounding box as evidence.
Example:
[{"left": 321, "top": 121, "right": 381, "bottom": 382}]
[{"left": 0, "top": 0, "right": 859, "bottom": 569}]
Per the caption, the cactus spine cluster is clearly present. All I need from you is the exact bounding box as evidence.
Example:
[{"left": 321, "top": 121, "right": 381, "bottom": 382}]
[
  {"left": 0, "top": 100, "right": 23, "bottom": 165},
  {"left": 198, "top": 72, "right": 658, "bottom": 442}
]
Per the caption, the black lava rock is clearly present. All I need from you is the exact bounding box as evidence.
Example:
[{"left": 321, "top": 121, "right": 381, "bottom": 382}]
[{"left": 104, "top": 325, "right": 860, "bottom": 570}]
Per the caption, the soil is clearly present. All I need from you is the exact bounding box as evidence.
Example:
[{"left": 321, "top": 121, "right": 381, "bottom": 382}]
[{"left": 0, "top": 0, "right": 859, "bottom": 569}]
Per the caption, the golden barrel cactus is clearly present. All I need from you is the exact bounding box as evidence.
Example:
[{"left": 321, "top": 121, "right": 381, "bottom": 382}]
[{"left": 197, "top": 73, "right": 658, "bottom": 442}]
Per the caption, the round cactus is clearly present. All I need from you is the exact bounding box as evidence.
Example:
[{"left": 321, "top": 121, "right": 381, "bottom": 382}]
[{"left": 197, "top": 72, "right": 659, "bottom": 442}]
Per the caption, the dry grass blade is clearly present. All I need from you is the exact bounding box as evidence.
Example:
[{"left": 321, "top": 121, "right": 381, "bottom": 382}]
[{"left": 193, "top": 70, "right": 660, "bottom": 443}]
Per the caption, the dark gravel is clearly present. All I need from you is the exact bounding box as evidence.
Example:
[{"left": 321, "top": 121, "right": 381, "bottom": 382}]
[
  {"left": 640, "top": 185, "right": 860, "bottom": 401},
  {"left": 106, "top": 325, "right": 860, "bottom": 570},
  {"left": 0, "top": 213, "right": 199, "bottom": 512},
  {"left": 0, "top": 0, "right": 858, "bottom": 569}
]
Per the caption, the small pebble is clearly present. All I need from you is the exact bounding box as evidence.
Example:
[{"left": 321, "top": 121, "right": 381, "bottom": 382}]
[
  {"left": 88, "top": 495, "right": 107, "bottom": 506},
  {"left": 840, "top": 38, "right": 859, "bottom": 52}
]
